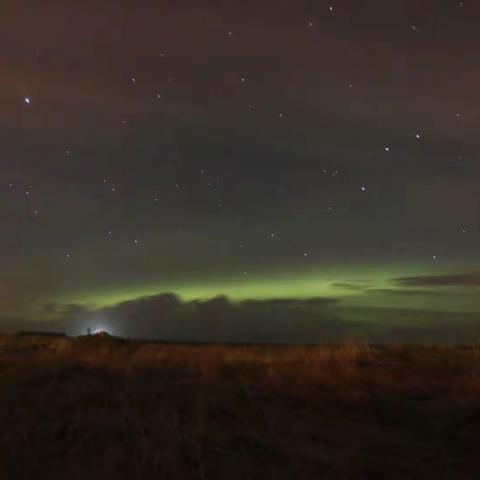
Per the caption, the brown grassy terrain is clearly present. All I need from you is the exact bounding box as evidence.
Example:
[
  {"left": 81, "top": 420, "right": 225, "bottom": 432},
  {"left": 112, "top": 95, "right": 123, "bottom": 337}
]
[{"left": 0, "top": 334, "right": 479, "bottom": 479}]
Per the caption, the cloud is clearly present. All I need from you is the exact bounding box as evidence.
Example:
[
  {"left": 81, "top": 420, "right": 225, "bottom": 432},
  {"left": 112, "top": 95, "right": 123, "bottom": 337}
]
[
  {"left": 61, "top": 293, "right": 345, "bottom": 343},
  {"left": 367, "top": 288, "right": 438, "bottom": 296},
  {"left": 8, "top": 291, "right": 480, "bottom": 344},
  {"left": 396, "top": 272, "right": 480, "bottom": 287},
  {"left": 240, "top": 297, "right": 338, "bottom": 308}
]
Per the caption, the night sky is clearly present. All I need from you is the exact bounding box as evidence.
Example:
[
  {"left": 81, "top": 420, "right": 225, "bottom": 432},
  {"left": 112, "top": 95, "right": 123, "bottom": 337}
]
[{"left": 2, "top": 1, "right": 480, "bottom": 342}]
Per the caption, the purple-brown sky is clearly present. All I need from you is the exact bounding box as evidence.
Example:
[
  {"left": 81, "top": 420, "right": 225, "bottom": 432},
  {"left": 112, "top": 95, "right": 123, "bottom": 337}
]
[{"left": 1, "top": 1, "right": 480, "bottom": 341}]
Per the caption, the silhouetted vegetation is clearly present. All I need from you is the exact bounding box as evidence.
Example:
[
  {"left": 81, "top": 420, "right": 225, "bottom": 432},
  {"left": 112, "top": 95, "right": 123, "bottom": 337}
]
[{"left": 0, "top": 335, "right": 479, "bottom": 479}]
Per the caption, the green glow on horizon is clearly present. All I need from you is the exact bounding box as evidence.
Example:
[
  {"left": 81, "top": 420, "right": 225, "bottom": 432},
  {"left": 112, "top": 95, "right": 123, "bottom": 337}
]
[{"left": 46, "top": 261, "right": 479, "bottom": 313}]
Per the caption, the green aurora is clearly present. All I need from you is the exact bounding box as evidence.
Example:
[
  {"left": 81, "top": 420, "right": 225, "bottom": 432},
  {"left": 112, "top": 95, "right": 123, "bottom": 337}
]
[
  {"left": 2, "top": 1, "right": 480, "bottom": 342},
  {"left": 47, "top": 261, "right": 480, "bottom": 317}
]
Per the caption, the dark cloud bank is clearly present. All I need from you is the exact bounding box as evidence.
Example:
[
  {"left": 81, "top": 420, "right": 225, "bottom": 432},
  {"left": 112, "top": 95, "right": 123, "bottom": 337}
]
[
  {"left": 396, "top": 272, "right": 480, "bottom": 287},
  {"left": 23, "top": 292, "right": 475, "bottom": 344},
  {"left": 64, "top": 294, "right": 346, "bottom": 344}
]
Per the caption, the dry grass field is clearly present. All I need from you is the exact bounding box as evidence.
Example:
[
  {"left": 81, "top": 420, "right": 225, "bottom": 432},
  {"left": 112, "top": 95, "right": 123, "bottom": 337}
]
[{"left": 0, "top": 334, "right": 479, "bottom": 479}]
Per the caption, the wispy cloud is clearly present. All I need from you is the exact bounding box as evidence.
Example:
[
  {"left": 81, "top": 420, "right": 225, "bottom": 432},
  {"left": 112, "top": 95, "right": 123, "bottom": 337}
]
[
  {"left": 368, "top": 288, "right": 438, "bottom": 296},
  {"left": 396, "top": 272, "right": 480, "bottom": 287}
]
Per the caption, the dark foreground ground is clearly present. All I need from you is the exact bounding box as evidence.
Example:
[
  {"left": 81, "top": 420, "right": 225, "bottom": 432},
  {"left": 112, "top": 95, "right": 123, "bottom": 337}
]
[{"left": 0, "top": 335, "right": 479, "bottom": 479}]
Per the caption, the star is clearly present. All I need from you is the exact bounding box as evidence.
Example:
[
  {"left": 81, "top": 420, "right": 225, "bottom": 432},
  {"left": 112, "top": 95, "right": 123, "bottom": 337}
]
[{"left": 0, "top": 0, "right": 477, "bottom": 346}]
